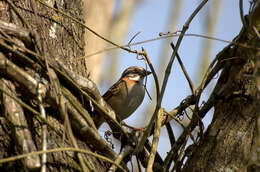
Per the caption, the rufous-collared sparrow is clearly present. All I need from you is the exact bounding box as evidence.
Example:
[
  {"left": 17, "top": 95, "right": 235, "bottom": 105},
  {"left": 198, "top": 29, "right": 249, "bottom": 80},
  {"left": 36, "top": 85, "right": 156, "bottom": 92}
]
[{"left": 95, "top": 66, "right": 151, "bottom": 128}]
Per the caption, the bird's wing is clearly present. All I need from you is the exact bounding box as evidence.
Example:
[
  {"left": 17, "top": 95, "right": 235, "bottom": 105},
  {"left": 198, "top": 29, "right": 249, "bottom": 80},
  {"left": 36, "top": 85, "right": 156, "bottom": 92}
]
[{"left": 102, "top": 79, "right": 127, "bottom": 100}]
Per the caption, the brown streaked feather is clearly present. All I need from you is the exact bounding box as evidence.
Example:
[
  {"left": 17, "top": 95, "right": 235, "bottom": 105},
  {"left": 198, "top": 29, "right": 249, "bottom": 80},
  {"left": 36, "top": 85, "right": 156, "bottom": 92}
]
[{"left": 103, "top": 79, "right": 127, "bottom": 100}]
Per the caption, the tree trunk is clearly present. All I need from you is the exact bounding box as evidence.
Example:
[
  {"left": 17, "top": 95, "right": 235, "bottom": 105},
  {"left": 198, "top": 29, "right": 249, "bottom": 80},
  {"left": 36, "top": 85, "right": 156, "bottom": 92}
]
[
  {"left": 183, "top": 4, "right": 260, "bottom": 172},
  {"left": 0, "top": 0, "right": 113, "bottom": 171}
]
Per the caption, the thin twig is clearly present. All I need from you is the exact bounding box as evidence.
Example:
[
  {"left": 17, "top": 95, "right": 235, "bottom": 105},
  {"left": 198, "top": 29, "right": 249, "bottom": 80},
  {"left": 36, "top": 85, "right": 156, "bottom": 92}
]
[
  {"left": 147, "top": 108, "right": 164, "bottom": 171},
  {"left": 165, "top": 123, "right": 175, "bottom": 147},
  {"left": 141, "top": 48, "right": 160, "bottom": 100},
  {"left": 253, "top": 26, "right": 260, "bottom": 39},
  {"left": 176, "top": 0, "right": 209, "bottom": 51},
  {"left": 0, "top": 40, "right": 43, "bottom": 69},
  {"left": 84, "top": 32, "right": 257, "bottom": 59},
  {"left": 30, "top": 0, "right": 60, "bottom": 106},
  {"left": 161, "top": 0, "right": 209, "bottom": 100},
  {"left": 0, "top": 34, "right": 130, "bottom": 153},
  {"left": 61, "top": 99, "right": 91, "bottom": 172},
  {"left": 136, "top": 0, "right": 209, "bottom": 157},
  {"left": 162, "top": 94, "right": 215, "bottom": 171},
  {"left": 136, "top": 156, "right": 143, "bottom": 172},
  {"left": 134, "top": 48, "right": 161, "bottom": 154},
  {"left": 5, "top": 0, "right": 30, "bottom": 29},
  {"left": 160, "top": 1, "right": 210, "bottom": 170},
  {"left": 164, "top": 110, "right": 196, "bottom": 144},
  {"left": 0, "top": 85, "right": 62, "bottom": 136},
  {"left": 144, "top": 140, "right": 164, "bottom": 165},
  {"left": 161, "top": 35, "right": 223, "bottom": 169},
  {"left": 164, "top": 0, "right": 209, "bottom": 125},
  {"left": 170, "top": 42, "right": 195, "bottom": 95},
  {"left": 37, "top": 0, "right": 137, "bottom": 54},
  {"left": 1, "top": 79, "right": 41, "bottom": 169},
  {"left": 108, "top": 146, "right": 133, "bottom": 172},
  {"left": 62, "top": 87, "right": 97, "bottom": 130},
  {"left": 128, "top": 30, "right": 142, "bottom": 46},
  {"left": 172, "top": 134, "right": 189, "bottom": 172},
  {"left": 239, "top": 0, "right": 248, "bottom": 30},
  {"left": 0, "top": 147, "right": 126, "bottom": 172},
  {"left": 37, "top": 94, "right": 47, "bottom": 172}
]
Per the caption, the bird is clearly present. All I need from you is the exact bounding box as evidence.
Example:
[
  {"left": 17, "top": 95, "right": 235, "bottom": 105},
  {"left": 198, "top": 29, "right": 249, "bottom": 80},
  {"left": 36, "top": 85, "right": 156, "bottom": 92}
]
[{"left": 94, "top": 66, "right": 151, "bottom": 128}]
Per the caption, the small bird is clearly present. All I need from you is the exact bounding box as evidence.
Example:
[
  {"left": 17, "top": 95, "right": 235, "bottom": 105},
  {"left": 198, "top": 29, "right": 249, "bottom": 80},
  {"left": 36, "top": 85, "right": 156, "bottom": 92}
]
[{"left": 95, "top": 66, "right": 151, "bottom": 128}]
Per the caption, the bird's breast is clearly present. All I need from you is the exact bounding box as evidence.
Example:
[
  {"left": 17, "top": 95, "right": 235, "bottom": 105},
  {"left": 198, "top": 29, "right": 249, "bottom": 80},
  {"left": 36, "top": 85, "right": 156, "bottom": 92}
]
[{"left": 108, "top": 81, "right": 145, "bottom": 121}]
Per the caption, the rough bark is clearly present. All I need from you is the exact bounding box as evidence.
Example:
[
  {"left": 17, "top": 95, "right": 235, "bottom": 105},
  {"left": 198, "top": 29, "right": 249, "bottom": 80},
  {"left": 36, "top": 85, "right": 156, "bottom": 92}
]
[{"left": 0, "top": 0, "right": 111, "bottom": 171}]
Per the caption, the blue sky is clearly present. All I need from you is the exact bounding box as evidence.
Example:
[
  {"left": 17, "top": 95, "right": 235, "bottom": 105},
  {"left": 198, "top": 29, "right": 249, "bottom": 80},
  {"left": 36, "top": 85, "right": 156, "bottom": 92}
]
[{"left": 100, "top": 0, "right": 250, "bottom": 158}]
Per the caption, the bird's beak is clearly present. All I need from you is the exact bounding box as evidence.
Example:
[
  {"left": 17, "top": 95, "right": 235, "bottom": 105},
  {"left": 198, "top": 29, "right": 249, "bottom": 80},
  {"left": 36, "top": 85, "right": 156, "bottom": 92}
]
[{"left": 146, "top": 71, "right": 152, "bottom": 76}]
